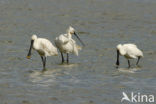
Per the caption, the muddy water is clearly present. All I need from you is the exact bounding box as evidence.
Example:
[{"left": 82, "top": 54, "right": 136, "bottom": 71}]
[{"left": 0, "top": 0, "right": 156, "bottom": 104}]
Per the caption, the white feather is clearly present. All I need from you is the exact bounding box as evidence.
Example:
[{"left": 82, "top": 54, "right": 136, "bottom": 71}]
[
  {"left": 117, "top": 43, "right": 143, "bottom": 59},
  {"left": 32, "top": 35, "right": 58, "bottom": 57},
  {"left": 55, "top": 27, "right": 81, "bottom": 56}
]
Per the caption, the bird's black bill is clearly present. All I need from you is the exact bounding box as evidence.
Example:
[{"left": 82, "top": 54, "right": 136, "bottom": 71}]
[
  {"left": 74, "top": 32, "right": 85, "bottom": 46},
  {"left": 27, "top": 40, "right": 34, "bottom": 59},
  {"left": 116, "top": 50, "right": 120, "bottom": 66}
]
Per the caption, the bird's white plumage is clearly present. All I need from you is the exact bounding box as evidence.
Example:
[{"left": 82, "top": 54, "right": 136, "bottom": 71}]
[
  {"left": 117, "top": 43, "right": 143, "bottom": 59},
  {"left": 55, "top": 27, "right": 81, "bottom": 56},
  {"left": 32, "top": 35, "right": 58, "bottom": 57}
]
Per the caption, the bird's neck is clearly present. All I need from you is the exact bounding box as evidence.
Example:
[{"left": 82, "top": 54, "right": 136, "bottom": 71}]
[
  {"left": 33, "top": 39, "right": 38, "bottom": 49},
  {"left": 67, "top": 33, "right": 72, "bottom": 39}
]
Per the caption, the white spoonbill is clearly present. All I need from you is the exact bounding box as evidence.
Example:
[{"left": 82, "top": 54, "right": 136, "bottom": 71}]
[
  {"left": 27, "top": 34, "right": 58, "bottom": 70},
  {"left": 55, "top": 26, "right": 85, "bottom": 64},
  {"left": 116, "top": 43, "right": 143, "bottom": 68}
]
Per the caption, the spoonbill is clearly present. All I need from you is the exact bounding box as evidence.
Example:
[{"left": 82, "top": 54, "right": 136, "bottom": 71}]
[
  {"left": 116, "top": 43, "right": 143, "bottom": 68},
  {"left": 55, "top": 26, "right": 85, "bottom": 64},
  {"left": 27, "top": 34, "right": 58, "bottom": 70}
]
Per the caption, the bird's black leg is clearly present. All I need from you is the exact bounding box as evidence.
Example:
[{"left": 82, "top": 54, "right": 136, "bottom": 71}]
[
  {"left": 136, "top": 56, "right": 141, "bottom": 65},
  {"left": 41, "top": 56, "right": 45, "bottom": 69},
  {"left": 61, "top": 52, "right": 64, "bottom": 64},
  {"left": 67, "top": 53, "right": 69, "bottom": 64},
  {"left": 128, "top": 59, "right": 131, "bottom": 68},
  {"left": 43, "top": 56, "right": 46, "bottom": 69}
]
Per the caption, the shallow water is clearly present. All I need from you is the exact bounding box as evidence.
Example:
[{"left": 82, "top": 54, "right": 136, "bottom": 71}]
[{"left": 0, "top": 0, "right": 156, "bottom": 104}]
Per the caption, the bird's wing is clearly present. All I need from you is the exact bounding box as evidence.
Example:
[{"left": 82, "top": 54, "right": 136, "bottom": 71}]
[
  {"left": 58, "top": 34, "right": 69, "bottom": 44},
  {"left": 40, "top": 39, "right": 58, "bottom": 55},
  {"left": 125, "top": 44, "right": 142, "bottom": 58}
]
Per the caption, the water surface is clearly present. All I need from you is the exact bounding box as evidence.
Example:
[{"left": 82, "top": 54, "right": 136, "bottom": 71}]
[{"left": 0, "top": 0, "right": 156, "bottom": 104}]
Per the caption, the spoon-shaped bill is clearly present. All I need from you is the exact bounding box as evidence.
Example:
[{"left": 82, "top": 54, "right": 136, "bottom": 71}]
[
  {"left": 74, "top": 32, "right": 85, "bottom": 46},
  {"left": 116, "top": 50, "right": 120, "bottom": 66},
  {"left": 27, "top": 40, "right": 34, "bottom": 59}
]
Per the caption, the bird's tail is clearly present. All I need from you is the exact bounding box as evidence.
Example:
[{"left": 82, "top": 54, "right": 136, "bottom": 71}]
[{"left": 50, "top": 47, "right": 58, "bottom": 56}]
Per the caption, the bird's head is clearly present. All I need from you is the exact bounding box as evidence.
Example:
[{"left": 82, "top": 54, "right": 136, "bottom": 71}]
[
  {"left": 116, "top": 44, "right": 122, "bottom": 51},
  {"left": 67, "top": 26, "right": 85, "bottom": 47},
  {"left": 67, "top": 26, "right": 75, "bottom": 34},
  {"left": 31, "top": 34, "right": 37, "bottom": 40},
  {"left": 116, "top": 44, "right": 126, "bottom": 56}
]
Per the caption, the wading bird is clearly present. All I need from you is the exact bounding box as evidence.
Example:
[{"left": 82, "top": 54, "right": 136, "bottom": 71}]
[
  {"left": 55, "top": 26, "right": 85, "bottom": 64},
  {"left": 116, "top": 43, "right": 143, "bottom": 68},
  {"left": 27, "top": 34, "right": 58, "bottom": 70}
]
